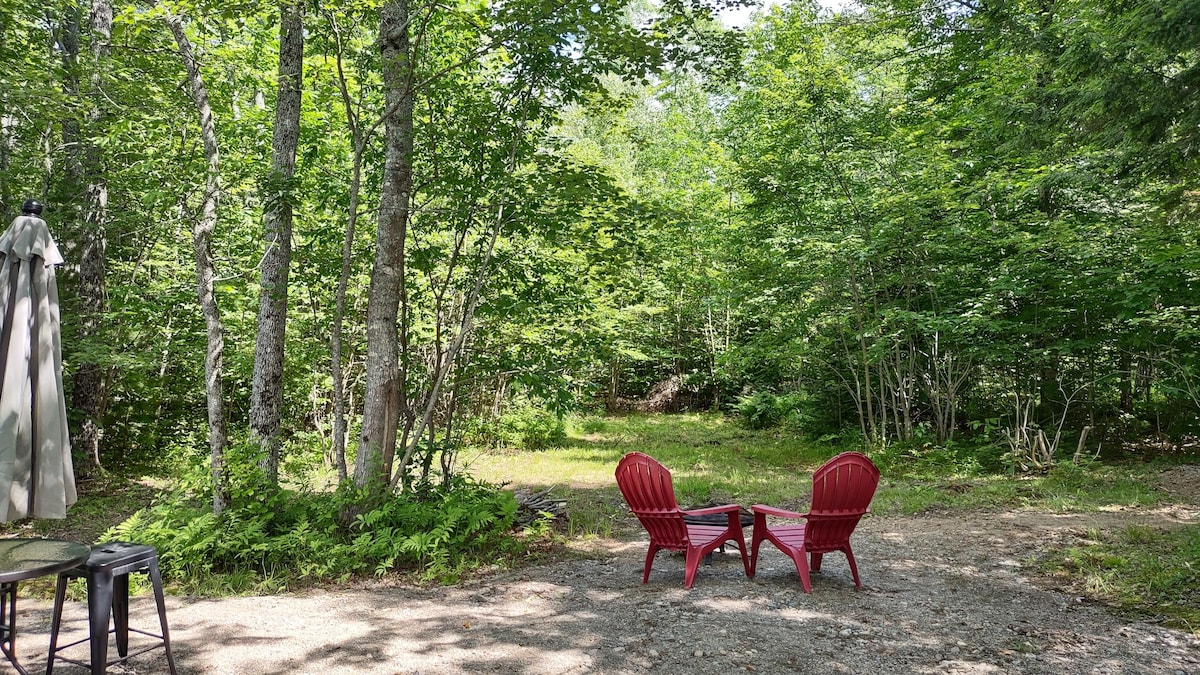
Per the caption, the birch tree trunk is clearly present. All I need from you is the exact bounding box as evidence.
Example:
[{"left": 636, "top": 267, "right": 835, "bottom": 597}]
[
  {"left": 250, "top": 0, "right": 305, "bottom": 485},
  {"left": 355, "top": 0, "right": 414, "bottom": 496},
  {"left": 166, "top": 12, "right": 229, "bottom": 515}
]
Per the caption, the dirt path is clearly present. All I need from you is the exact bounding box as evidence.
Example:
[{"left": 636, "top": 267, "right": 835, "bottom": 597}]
[{"left": 10, "top": 504, "right": 1198, "bottom": 674}]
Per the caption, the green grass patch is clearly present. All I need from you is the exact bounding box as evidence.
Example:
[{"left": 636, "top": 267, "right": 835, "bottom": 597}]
[
  {"left": 1038, "top": 523, "right": 1200, "bottom": 633},
  {"left": 463, "top": 414, "right": 1171, "bottom": 532},
  {"left": 460, "top": 413, "right": 832, "bottom": 538},
  {"left": 873, "top": 462, "right": 1165, "bottom": 515}
]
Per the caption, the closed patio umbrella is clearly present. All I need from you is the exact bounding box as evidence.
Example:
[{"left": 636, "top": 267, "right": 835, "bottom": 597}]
[{"left": 0, "top": 200, "right": 75, "bottom": 521}]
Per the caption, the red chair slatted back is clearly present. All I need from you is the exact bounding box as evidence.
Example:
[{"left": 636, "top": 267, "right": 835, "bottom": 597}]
[
  {"left": 805, "top": 452, "right": 880, "bottom": 553},
  {"left": 615, "top": 452, "right": 689, "bottom": 550}
]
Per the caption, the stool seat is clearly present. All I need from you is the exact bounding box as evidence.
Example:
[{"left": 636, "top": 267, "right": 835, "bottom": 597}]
[
  {"left": 47, "top": 542, "right": 177, "bottom": 675},
  {"left": 69, "top": 542, "right": 157, "bottom": 575}
]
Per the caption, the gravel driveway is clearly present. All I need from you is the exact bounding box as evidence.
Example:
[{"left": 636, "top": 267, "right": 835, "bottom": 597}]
[{"left": 10, "top": 504, "right": 1198, "bottom": 674}]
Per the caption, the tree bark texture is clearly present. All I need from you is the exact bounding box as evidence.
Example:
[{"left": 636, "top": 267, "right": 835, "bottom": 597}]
[
  {"left": 166, "top": 13, "right": 229, "bottom": 515},
  {"left": 69, "top": 0, "right": 113, "bottom": 478},
  {"left": 250, "top": 0, "right": 305, "bottom": 486},
  {"left": 355, "top": 0, "right": 414, "bottom": 495}
]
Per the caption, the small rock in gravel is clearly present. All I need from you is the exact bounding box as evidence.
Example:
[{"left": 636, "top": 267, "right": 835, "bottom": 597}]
[
  {"left": 839, "top": 629, "right": 853, "bottom": 637},
  {"left": 694, "top": 650, "right": 704, "bottom": 657},
  {"left": 648, "top": 650, "right": 659, "bottom": 658}
]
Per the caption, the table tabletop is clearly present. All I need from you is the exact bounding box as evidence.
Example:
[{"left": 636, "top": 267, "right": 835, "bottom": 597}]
[{"left": 0, "top": 538, "right": 90, "bottom": 585}]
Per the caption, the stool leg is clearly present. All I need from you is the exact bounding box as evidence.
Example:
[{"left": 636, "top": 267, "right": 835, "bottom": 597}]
[
  {"left": 148, "top": 559, "right": 177, "bottom": 675},
  {"left": 45, "top": 575, "right": 70, "bottom": 675},
  {"left": 86, "top": 571, "right": 114, "bottom": 675},
  {"left": 0, "top": 581, "right": 16, "bottom": 673},
  {"left": 112, "top": 574, "right": 129, "bottom": 658}
]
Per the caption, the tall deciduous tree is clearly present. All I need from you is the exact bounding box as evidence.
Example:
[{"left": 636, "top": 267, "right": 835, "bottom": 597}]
[
  {"left": 165, "top": 10, "right": 229, "bottom": 514},
  {"left": 251, "top": 0, "right": 305, "bottom": 485},
  {"left": 355, "top": 0, "right": 414, "bottom": 497}
]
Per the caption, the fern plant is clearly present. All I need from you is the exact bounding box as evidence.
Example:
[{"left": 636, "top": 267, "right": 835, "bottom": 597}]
[{"left": 108, "top": 467, "right": 521, "bottom": 594}]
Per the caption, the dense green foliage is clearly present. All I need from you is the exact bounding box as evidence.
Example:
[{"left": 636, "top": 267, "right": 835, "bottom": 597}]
[
  {"left": 717, "top": 0, "right": 1200, "bottom": 458},
  {"left": 3, "top": 0, "right": 1195, "bottom": 489},
  {"left": 1, "top": 0, "right": 1196, "bottom": 601}
]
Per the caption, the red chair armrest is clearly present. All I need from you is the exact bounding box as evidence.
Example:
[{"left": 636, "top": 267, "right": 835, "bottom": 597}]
[
  {"left": 682, "top": 504, "right": 741, "bottom": 517},
  {"left": 752, "top": 504, "right": 806, "bottom": 519}
]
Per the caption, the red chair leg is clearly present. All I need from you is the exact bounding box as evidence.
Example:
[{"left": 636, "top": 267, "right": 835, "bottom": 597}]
[
  {"left": 811, "top": 551, "right": 824, "bottom": 573},
  {"left": 643, "top": 545, "right": 660, "bottom": 584},
  {"left": 786, "top": 547, "right": 813, "bottom": 593},
  {"left": 844, "top": 546, "right": 863, "bottom": 589},
  {"left": 684, "top": 547, "right": 706, "bottom": 589},
  {"left": 749, "top": 517, "right": 769, "bottom": 577}
]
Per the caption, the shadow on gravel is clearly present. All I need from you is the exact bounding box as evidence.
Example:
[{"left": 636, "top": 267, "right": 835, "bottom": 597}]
[{"left": 16, "top": 511, "right": 1200, "bottom": 675}]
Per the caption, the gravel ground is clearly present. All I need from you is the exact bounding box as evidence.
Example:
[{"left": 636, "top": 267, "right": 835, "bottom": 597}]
[{"left": 8, "top": 500, "right": 1198, "bottom": 675}]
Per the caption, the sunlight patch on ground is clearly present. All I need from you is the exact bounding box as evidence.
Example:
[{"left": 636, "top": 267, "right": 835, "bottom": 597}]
[
  {"left": 458, "top": 451, "right": 617, "bottom": 488},
  {"left": 565, "top": 539, "right": 645, "bottom": 556},
  {"left": 775, "top": 607, "right": 832, "bottom": 621},
  {"left": 691, "top": 597, "right": 762, "bottom": 613}
]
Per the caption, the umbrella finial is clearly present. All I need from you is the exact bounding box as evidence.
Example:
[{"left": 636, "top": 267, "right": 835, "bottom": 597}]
[{"left": 21, "top": 199, "right": 42, "bottom": 216}]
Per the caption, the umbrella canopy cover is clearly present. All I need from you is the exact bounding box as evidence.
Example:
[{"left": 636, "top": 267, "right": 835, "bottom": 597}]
[{"left": 0, "top": 213, "right": 75, "bottom": 520}]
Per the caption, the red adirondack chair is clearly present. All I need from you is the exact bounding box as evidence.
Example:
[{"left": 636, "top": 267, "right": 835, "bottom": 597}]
[
  {"left": 749, "top": 451, "right": 880, "bottom": 593},
  {"left": 615, "top": 452, "right": 750, "bottom": 589}
]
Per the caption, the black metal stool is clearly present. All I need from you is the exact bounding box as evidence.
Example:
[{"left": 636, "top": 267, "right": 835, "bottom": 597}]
[{"left": 46, "top": 542, "right": 177, "bottom": 675}]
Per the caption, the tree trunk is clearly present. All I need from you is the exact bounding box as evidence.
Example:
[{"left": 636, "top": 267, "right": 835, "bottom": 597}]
[
  {"left": 69, "top": 0, "right": 113, "bottom": 478},
  {"left": 355, "top": 0, "right": 414, "bottom": 497},
  {"left": 250, "top": 0, "right": 305, "bottom": 486},
  {"left": 166, "top": 12, "right": 229, "bottom": 515},
  {"left": 1118, "top": 350, "right": 1132, "bottom": 413},
  {"left": 327, "top": 8, "right": 362, "bottom": 485}
]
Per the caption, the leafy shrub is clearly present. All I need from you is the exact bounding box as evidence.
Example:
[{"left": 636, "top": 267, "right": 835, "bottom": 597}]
[
  {"left": 509, "top": 406, "right": 566, "bottom": 449},
  {"left": 735, "top": 390, "right": 817, "bottom": 431},
  {"left": 775, "top": 392, "right": 815, "bottom": 432},
  {"left": 107, "top": 467, "right": 521, "bottom": 593},
  {"left": 873, "top": 437, "right": 1007, "bottom": 478},
  {"left": 736, "top": 391, "right": 782, "bottom": 429},
  {"left": 464, "top": 401, "right": 566, "bottom": 450}
]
